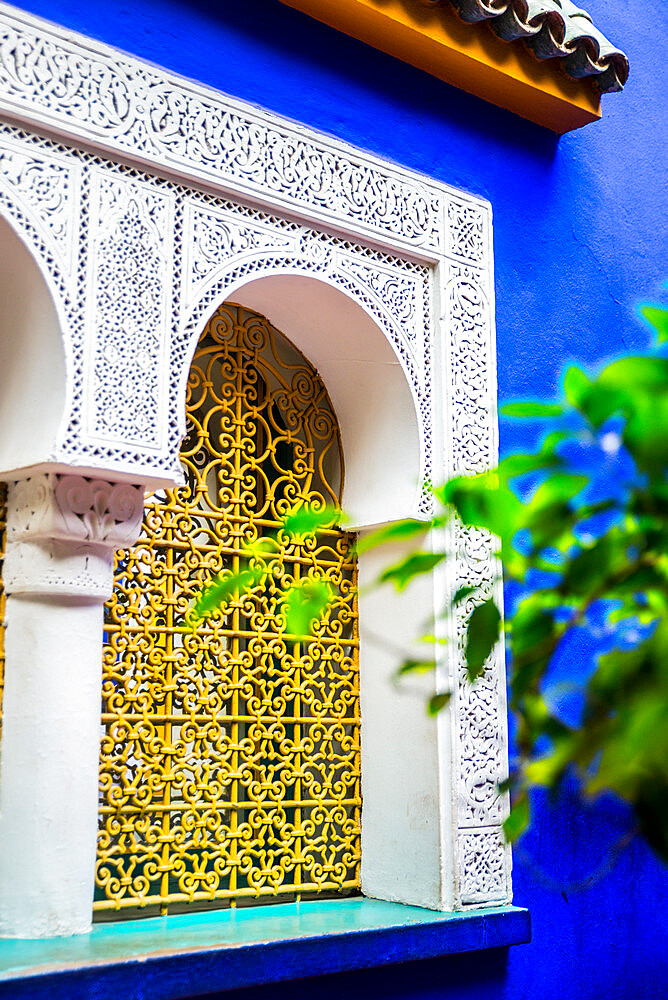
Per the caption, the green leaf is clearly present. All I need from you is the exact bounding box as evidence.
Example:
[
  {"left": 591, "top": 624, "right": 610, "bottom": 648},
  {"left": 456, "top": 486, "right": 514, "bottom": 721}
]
[
  {"left": 579, "top": 356, "right": 668, "bottom": 468},
  {"left": 498, "top": 449, "right": 562, "bottom": 481},
  {"left": 539, "top": 430, "right": 569, "bottom": 454},
  {"left": 465, "top": 598, "right": 501, "bottom": 681},
  {"left": 589, "top": 694, "right": 668, "bottom": 801},
  {"left": 639, "top": 303, "right": 668, "bottom": 344},
  {"left": 599, "top": 356, "right": 668, "bottom": 397},
  {"left": 356, "top": 518, "right": 430, "bottom": 554},
  {"left": 378, "top": 551, "right": 446, "bottom": 591},
  {"left": 510, "top": 597, "right": 559, "bottom": 695},
  {"left": 282, "top": 577, "right": 334, "bottom": 637},
  {"left": 244, "top": 536, "right": 279, "bottom": 560},
  {"left": 563, "top": 366, "right": 590, "bottom": 409},
  {"left": 501, "top": 402, "right": 563, "bottom": 418},
  {"left": 503, "top": 795, "right": 530, "bottom": 842},
  {"left": 521, "top": 474, "right": 587, "bottom": 552},
  {"left": 397, "top": 658, "right": 436, "bottom": 677},
  {"left": 452, "top": 584, "right": 478, "bottom": 605},
  {"left": 439, "top": 473, "right": 522, "bottom": 538},
  {"left": 192, "top": 564, "right": 266, "bottom": 620},
  {"left": 530, "top": 472, "right": 588, "bottom": 508},
  {"left": 281, "top": 505, "right": 338, "bottom": 539},
  {"left": 427, "top": 691, "right": 452, "bottom": 716},
  {"left": 562, "top": 528, "right": 633, "bottom": 596},
  {"left": 525, "top": 742, "right": 572, "bottom": 787}
]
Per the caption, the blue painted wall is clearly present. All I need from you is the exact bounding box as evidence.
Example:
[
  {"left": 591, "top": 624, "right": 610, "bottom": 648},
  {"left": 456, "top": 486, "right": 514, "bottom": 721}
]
[{"left": 9, "top": 1, "right": 668, "bottom": 996}]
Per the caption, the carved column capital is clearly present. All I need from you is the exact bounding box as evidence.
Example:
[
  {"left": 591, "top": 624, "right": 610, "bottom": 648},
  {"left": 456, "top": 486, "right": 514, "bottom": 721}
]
[{"left": 3, "top": 473, "right": 144, "bottom": 599}]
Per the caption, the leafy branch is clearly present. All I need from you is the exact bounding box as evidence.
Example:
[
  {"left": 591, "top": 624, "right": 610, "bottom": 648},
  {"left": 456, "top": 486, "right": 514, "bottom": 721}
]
[
  {"left": 192, "top": 301, "right": 668, "bottom": 863},
  {"left": 367, "top": 301, "right": 668, "bottom": 858},
  {"left": 191, "top": 505, "right": 339, "bottom": 637}
]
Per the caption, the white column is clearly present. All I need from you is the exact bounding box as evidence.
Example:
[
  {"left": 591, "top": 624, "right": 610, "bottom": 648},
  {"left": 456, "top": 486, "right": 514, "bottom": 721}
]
[
  {"left": 358, "top": 539, "right": 456, "bottom": 913},
  {"left": 0, "top": 473, "right": 144, "bottom": 938}
]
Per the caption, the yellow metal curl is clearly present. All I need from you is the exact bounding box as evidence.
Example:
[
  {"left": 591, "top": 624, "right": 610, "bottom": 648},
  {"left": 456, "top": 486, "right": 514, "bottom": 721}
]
[{"left": 96, "top": 304, "right": 360, "bottom": 916}]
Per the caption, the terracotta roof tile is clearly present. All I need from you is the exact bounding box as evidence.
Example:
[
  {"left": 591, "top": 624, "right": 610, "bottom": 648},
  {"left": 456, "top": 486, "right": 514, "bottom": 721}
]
[{"left": 441, "top": 0, "right": 628, "bottom": 92}]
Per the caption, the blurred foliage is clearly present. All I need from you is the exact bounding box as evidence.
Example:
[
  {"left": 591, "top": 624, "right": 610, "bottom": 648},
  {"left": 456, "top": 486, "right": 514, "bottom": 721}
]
[
  {"left": 192, "top": 506, "right": 338, "bottom": 636},
  {"left": 193, "top": 303, "right": 668, "bottom": 862},
  {"left": 372, "top": 301, "right": 668, "bottom": 861}
]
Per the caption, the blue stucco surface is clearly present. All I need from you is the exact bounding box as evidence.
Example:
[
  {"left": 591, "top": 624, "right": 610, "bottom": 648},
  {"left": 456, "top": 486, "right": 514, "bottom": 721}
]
[{"left": 6, "top": 0, "right": 668, "bottom": 996}]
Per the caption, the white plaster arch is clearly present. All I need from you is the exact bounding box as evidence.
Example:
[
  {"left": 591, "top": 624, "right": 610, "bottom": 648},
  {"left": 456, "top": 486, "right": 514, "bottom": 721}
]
[
  {"left": 228, "top": 274, "right": 422, "bottom": 529},
  {"left": 177, "top": 288, "right": 446, "bottom": 911},
  {"left": 0, "top": 214, "right": 68, "bottom": 476},
  {"left": 179, "top": 268, "right": 425, "bottom": 528},
  {"left": 0, "top": 5, "right": 512, "bottom": 923}
]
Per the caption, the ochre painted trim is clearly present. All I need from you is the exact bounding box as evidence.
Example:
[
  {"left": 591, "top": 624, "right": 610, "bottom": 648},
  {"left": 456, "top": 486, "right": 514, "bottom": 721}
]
[{"left": 281, "top": 0, "right": 601, "bottom": 134}]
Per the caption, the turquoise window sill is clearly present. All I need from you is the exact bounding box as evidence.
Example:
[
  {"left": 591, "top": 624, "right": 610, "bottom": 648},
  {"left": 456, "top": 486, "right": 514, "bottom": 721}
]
[{"left": 0, "top": 897, "right": 530, "bottom": 999}]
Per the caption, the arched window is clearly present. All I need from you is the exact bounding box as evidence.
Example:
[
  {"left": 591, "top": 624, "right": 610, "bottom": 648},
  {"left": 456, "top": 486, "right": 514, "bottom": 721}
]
[{"left": 96, "top": 304, "right": 360, "bottom": 918}]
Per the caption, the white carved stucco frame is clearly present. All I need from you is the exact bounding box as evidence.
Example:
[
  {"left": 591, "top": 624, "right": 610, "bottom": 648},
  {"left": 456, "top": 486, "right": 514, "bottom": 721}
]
[{"left": 0, "top": 3, "right": 510, "bottom": 908}]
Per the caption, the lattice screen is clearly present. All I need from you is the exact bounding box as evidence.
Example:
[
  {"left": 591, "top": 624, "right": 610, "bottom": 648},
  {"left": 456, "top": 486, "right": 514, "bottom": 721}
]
[{"left": 96, "top": 305, "right": 360, "bottom": 916}]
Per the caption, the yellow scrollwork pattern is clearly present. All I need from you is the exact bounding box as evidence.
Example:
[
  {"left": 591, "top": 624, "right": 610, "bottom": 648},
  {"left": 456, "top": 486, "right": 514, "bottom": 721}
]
[{"left": 96, "top": 304, "right": 360, "bottom": 916}]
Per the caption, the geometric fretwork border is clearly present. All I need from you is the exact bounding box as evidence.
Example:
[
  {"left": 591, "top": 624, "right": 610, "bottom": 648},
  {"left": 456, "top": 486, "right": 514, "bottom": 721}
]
[{"left": 0, "top": 1, "right": 509, "bottom": 907}]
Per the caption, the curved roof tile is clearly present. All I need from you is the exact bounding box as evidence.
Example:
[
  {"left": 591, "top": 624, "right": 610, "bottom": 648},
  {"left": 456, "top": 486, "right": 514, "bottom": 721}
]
[{"left": 443, "top": 0, "right": 628, "bottom": 92}]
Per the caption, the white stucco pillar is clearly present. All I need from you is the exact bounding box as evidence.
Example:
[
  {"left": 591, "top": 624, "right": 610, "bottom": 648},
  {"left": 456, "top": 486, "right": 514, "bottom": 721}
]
[{"left": 0, "top": 473, "right": 144, "bottom": 938}]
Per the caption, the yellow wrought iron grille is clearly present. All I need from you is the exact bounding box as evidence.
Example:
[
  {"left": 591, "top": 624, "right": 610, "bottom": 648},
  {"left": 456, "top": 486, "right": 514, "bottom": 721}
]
[{"left": 96, "top": 304, "right": 360, "bottom": 916}]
